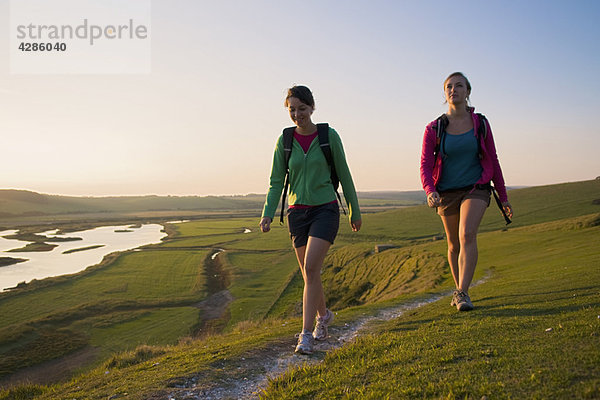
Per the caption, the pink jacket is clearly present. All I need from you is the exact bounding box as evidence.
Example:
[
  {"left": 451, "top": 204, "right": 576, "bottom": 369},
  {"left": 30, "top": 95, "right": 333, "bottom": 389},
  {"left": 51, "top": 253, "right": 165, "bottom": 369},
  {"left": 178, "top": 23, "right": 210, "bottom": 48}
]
[{"left": 420, "top": 108, "right": 508, "bottom": 203}]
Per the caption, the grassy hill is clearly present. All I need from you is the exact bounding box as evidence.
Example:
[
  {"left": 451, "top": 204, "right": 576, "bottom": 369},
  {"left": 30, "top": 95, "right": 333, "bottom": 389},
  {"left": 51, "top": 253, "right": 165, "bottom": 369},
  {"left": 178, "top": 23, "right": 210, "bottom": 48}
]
[
  {"left": 0, "top": 190, "right": 263, "bottom": 219},
  {"left": 0, "top": 179, "right": 598, "bottom": 399},
  {"left": 262, "top": 214, "right": 600, "bottom": 399},
  {"left": 0, "top": 189, "right": 424, "bottom": 227}
]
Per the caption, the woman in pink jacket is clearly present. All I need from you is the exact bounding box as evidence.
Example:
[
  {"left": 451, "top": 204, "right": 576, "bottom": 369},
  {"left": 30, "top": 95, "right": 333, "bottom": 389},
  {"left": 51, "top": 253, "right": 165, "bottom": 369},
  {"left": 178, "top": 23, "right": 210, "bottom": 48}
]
[{"left": 420, "top": 72, "right": 513, "bottom": 311}]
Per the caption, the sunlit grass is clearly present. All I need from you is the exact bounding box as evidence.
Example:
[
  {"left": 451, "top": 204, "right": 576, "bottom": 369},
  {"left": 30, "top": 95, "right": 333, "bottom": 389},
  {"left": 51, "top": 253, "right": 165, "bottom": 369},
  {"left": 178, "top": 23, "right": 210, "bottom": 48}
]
[
  {"left": 88, "top": 307, "right": 200, "bottom": 360},
  {"left": 225, "top": 250, "right": 298, "bottom": 327},
  {"left": 0, "top": 180, "right": 598, "bottom": 396},
  {"left": 0, "top": 249, "right": 208, "bottom": 328},
  {"left": 259, "top": 218, "right": 600, "bottom": 399}
]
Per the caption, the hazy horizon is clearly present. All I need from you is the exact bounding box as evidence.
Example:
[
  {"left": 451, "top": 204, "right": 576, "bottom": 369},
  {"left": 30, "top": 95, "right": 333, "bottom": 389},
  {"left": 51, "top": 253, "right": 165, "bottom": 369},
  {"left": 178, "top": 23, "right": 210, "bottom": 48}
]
[
  {"left": 1, "top": 1, "right": 599, "bottom": 197},
  {"left": 0, "top": 181, "right": 577, "bottom": 198}
]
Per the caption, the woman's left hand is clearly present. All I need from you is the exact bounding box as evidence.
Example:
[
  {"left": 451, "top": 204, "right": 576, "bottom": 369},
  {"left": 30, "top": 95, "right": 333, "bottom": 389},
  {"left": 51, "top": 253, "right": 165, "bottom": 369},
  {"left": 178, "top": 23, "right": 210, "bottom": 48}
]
[
  {"left": 350, "top": 219, "right": 362, "bottom": 232},
  {"left": 502, "top": 201, "right": 513, "bottom": 219}
]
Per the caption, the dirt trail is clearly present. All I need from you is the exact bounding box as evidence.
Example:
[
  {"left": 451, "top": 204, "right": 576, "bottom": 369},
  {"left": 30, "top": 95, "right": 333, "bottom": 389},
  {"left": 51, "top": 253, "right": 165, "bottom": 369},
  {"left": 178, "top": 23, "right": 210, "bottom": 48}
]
[
  {"left": 149, "top": 274, "right": 490, "bottom": 400},
  {"left": 148, "top": 291, "right": 452, "bottom": 400},
  {"left": 192, "top": 249, "right": 233, "bottom": 336}
]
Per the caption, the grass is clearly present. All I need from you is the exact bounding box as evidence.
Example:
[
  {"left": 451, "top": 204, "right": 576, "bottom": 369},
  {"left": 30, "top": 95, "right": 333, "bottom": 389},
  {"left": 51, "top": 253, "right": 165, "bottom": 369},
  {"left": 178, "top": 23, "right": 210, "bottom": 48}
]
[
  {"left": 0, "top": 328, "right": 88, "bottom": 377},
  {"left": 5, "top": 213, "right": 596, "bottom": 399},
  {"left": 0, "top": 179, "right": 598, "bottom": 397},
  {"left": 0, "top": 190, "right": 265, "bottom": 217},
  {"left": 225, "top": 250, "right": 298, "bottom": 327},
  {"left": 3, "top": 231, "right": 82, "bottom": 253},
  {"left": 62, "top": 245, "right": 105, "bottom": 254},
  {"left": 7, "top": 243, "right": 57, "bottom": 253},
  {"left": 0, "top": 215, "right": 297, "bottom": 382},
  {"left": 7, "top": 318, "right": 303, "bottom": 400},
  {"left": 0, "top": 247, "right": 209, "bottom": 379},
  {"left": 322, "top": 243, "right": 447, "bottom": 308},
  {"left": 0, "top": 189, "right": 422, "bottom": 228},
  {"left": 0, "top": 257, "right": 27, "bottom": 267},
  {"left": 259, "top": 215, "right": 600, "bottom": 399},
  {"left": 0, "top": 249, "right": 207, "bottom": 328},
  {"left": 87, "top": 307, "right": 200, "bottom": 360},
  {"left": 349, "top": 179, "right": 600, "bottom": 243}
]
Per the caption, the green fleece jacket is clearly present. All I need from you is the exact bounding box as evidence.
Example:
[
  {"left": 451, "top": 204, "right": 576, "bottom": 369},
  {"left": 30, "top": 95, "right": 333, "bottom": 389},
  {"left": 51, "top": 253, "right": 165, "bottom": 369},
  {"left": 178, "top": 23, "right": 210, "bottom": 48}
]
[{"left": 262, "top": 127, "right": 361, "bottom": 222}]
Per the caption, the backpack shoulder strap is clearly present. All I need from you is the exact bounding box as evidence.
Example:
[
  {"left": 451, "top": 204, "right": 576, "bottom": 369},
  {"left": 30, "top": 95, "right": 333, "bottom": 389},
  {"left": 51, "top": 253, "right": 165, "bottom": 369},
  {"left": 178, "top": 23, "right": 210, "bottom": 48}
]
[
  {"left": 476, "top": 113, "right": 488, "bottom": 140},
  {"left": 475, "top": 113, "right": 487, "bottom": 160},
  {"left": 316, "top": 123, "right": 346, "bottom": 214},
  {"left": 282, "top": 127, "right": 295, "bottom": 167},
  {"left": 316, "top": 123, "right": 336, "bottom": 189},
  {"left": 433, "top": 114, "right": 448, "bottom": 162},
  {"left": 280, "top": 127, "right": 295, "bottom": 224},
  {"left": 316, "top": 123, "right": 332, "bottom": 167}
]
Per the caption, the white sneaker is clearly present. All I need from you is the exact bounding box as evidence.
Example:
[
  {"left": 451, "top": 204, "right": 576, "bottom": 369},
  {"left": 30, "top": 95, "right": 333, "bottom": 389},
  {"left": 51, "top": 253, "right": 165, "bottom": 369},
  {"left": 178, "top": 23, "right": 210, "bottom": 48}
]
[
  {"left": 313, "top": 309, "right": 334, "bottom": 341},
  {"left": 295, "top": 332, "right": 313, "bottom": 354}
]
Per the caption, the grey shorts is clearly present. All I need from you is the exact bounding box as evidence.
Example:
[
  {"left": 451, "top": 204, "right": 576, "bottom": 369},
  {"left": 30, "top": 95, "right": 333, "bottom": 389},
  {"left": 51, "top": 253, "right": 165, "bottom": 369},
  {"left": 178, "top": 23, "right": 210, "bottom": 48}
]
[
  {"left": 287, "top": 202, "right": 340, "bottom": 248},
  {"left": 437, "top": 186, "right": 491, "bottom": 216}
]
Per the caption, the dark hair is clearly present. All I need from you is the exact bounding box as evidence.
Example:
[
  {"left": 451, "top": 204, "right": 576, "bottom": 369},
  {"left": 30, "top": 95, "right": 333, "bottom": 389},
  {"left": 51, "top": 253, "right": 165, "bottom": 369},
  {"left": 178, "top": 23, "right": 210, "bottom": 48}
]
[{"left": 284, "top": 85, "right": 315, "bottom": 108}]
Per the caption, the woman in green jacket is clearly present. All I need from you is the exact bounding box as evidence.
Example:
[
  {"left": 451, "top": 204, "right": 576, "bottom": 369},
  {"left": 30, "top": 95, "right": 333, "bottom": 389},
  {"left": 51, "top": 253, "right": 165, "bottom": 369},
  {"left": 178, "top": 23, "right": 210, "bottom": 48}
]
[{"left": 260, "top": 85, "right": 361, "bottom": 354}]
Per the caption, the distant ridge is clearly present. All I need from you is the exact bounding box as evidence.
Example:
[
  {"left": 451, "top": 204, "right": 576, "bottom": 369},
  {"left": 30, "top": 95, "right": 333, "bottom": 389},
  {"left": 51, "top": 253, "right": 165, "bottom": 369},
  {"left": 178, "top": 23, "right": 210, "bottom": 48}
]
[
  {"left": 0, "top": 190, "right": 265, "bottom": 219},
  {"left": 0, "top": 189, "right": 48, "bottom": 203},
  {"left": 0, "top": 189, "right": 429, "bottom": 221},
  {"left": 357, "top": 190, "right": 425, "bottom": 201},
  {"left": 0, "top": 184, "right": 560, "bottom": 224}
]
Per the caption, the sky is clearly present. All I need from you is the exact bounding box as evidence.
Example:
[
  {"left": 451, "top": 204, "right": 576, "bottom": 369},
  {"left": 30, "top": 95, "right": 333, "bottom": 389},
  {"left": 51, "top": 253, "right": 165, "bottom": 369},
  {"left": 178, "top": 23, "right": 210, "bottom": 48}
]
[{"left": 0, "top": 0, "right": 599, "bottom": 197}]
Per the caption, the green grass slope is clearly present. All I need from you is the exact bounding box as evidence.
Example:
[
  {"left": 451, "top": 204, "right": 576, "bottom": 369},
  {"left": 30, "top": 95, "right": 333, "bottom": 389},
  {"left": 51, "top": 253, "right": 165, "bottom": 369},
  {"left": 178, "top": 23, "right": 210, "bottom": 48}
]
[
  {"left": 10, "top": 213, "right": 598, "bottom": 399},
  {"left": 0, "top": 189, "right": 425, "bottom": 223},
  {"left": 0, "top": 190, "right": 264, "bottom": 217},
  {"left": 0, "top": 248, "right": 209, "bottom": 380},
  {"left": 261, "top": 214, "right": 600, "bottom": 399},
  {"left": 0, "top": 216, "right": 300, "bottom": 385},
  {"left": 346, "top": 179, "right": 600, "bottom": 243},
  {"left": 0, "top": 179, "right": 598, "bottom": 398}
]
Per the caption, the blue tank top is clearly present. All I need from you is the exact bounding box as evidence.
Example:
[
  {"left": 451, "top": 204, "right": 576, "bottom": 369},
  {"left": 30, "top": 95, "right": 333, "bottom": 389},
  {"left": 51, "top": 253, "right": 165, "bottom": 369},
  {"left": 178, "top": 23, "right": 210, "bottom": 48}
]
[{"left": 437, "top": 129, "right": 482, "bottom": 191}]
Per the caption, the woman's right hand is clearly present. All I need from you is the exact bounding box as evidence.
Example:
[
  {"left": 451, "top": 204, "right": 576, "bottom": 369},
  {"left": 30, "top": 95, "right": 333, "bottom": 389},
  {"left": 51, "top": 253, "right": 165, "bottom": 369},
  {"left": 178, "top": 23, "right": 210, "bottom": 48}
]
[
  {"left": 350, "top": 219, "right": 362, "bottom": 232},
  {"left": 259, "top": 216, "right": 272, "bottom": 233},
  {"left": 502, "top": 201, "right": 513, "bottom": 219},
  {"left": 427, "top": 192, "right": 441, "bottom": 208}
]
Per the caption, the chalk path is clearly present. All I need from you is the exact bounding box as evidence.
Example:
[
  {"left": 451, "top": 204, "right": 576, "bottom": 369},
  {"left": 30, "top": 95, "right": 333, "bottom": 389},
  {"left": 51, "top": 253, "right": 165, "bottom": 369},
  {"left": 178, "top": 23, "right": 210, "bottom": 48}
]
[{"left": 151, "top": 290, "right": 459, "bottom": 400}]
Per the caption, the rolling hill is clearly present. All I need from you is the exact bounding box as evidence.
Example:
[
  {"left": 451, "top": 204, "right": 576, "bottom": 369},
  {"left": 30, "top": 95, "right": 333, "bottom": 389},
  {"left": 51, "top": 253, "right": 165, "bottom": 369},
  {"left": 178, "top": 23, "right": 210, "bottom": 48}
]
[{"left": 0, "top": 179, "right": 598, "bottom": 399}]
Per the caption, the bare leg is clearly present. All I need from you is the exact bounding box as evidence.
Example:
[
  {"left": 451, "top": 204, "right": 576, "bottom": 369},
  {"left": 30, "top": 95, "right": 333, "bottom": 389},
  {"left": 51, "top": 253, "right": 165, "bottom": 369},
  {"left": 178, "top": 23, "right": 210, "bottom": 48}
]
[
  {"left": 293, "top": 237, "right": 330, "bottom": 332},
  {"left": 457, "top": 199, "right": 488, "bottom": 293},
  {"left": 440, "top": 213, "right": 460, "bottom": 289}
]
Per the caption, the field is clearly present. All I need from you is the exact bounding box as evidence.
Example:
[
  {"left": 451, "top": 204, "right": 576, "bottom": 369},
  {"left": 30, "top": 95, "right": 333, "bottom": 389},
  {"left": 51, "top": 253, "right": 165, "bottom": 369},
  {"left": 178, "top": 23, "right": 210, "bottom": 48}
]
[
  {"left": 262, "top": 214, "right": 600, "bottom": 399},
  {"left": 0, "top": 190, "right": 424, "bottom": 228},
  {"left": 0, "top": 180, "right": 598, "bottom": 399}
]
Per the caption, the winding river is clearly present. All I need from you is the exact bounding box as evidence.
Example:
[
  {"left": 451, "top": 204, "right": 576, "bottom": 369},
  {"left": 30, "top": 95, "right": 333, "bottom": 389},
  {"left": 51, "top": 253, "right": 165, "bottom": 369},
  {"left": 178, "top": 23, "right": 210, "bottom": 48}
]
[{"left": 0, "top": 224, "right": 167, "bottom": 291}]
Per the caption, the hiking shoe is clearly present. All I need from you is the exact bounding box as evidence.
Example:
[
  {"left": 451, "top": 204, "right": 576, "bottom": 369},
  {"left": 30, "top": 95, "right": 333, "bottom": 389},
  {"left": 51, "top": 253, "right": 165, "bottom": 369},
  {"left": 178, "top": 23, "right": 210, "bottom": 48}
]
[
  {"left": 313, "top": 309, "right": 334, "bottom": 341},
  {"left": 450, "top": 290, "right": 460, "bottom": 306},
  {"left": 295, "top": 332, "right": 313, "bottom": 355},
  {"left": 455, "top": 291, "right": 474, "bottom": 311}
]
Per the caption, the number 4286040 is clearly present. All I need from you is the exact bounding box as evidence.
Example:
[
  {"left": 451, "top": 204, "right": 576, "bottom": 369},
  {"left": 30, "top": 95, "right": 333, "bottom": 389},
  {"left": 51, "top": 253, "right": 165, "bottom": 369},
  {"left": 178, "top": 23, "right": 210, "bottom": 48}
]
[{"left": 18, "top": 42, "right": 67, "bottom": 51}]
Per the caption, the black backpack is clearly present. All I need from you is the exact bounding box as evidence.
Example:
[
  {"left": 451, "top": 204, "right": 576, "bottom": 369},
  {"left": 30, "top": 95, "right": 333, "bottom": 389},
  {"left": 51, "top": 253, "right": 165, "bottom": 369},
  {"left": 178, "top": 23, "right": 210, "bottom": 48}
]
[
  {"left": 279, "top": 123, "right": 345, "bottom": 223},
  {"left": 432, "top": 113, "right": 511, "bottom": 225}
]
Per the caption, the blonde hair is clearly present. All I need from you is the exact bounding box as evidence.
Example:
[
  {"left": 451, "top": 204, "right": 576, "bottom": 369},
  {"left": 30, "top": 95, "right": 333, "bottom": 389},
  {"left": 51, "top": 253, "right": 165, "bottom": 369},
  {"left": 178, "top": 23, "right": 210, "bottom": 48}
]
[{"left": 444, "top": 72, "right": 471, "bottom": 108}]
